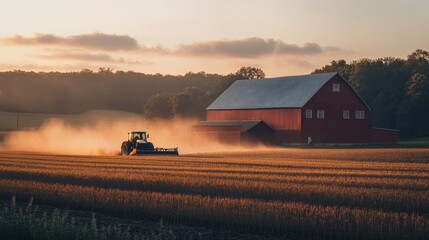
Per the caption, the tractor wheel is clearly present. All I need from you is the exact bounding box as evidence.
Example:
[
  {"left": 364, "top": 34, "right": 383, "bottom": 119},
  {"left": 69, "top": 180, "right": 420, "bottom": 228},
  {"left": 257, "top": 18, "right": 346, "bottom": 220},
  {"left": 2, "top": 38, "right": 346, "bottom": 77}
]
[{"left": 121, "top": 141, "right": 132, "bottom": 156}]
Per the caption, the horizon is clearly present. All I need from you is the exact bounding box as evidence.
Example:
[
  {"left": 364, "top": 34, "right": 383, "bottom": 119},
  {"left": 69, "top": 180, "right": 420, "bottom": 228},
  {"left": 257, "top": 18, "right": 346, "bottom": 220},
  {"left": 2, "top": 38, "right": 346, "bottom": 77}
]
[{"left": 1, "top": 0, "right": 428, "bottom": 77}]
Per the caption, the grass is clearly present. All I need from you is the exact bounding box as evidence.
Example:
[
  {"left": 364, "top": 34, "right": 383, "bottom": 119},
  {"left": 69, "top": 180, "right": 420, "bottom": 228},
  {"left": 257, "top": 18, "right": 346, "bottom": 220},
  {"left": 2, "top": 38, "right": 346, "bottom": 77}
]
[
  {"left": 0, "top": 196, "right": 180, "bottom": 240},
  {"left": 0, "top": 149, "right": 428, "bottom": 239}
]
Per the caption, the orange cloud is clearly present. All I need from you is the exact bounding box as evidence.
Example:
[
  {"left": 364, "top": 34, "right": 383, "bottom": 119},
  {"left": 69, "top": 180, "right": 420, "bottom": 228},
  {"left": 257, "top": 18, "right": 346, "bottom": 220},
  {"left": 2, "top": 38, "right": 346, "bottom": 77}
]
[
  {"left": 3, "top": 33, "right": 139, "bottom": 51},
  {"left": 176, "top": 37, "right": 334, "bottom": 58},
  {"left": 1, "top": 33, "right": 351, "bottom": 59}
]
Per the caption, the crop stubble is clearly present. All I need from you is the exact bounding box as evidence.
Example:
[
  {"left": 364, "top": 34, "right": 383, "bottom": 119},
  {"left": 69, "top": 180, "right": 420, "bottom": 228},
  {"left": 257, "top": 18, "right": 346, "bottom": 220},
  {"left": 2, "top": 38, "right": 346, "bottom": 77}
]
[{"left": 0, "top": 149, "right": 428, "bottom": 239}]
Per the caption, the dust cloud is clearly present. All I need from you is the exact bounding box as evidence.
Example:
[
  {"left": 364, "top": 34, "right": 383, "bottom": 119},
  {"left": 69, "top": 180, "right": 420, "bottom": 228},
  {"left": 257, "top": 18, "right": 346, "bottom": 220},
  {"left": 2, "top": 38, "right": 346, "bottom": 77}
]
[{"left": 1, "top": 111, "right": 266, "bottom": 155}]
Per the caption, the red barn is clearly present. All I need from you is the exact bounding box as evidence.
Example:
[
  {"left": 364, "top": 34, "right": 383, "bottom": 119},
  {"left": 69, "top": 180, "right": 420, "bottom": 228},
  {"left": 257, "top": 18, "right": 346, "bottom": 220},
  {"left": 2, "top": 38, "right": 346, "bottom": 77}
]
[{"left": 194, "top": 72, "right": 398, "bottom": 144}]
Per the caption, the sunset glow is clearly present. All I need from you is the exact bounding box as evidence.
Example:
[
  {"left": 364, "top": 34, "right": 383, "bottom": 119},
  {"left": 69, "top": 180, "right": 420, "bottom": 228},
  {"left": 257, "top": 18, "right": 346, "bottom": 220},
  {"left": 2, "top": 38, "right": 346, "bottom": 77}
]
[{"left": 1, "top": 0, "right": 428, "bottom": 76}]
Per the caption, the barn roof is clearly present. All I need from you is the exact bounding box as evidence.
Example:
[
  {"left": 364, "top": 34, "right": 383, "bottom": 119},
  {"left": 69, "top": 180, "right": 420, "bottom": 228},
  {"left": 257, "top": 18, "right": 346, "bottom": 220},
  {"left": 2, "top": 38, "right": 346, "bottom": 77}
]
[
  {"left": 194, "top": 120, "right": 272, "bottom": 131},
  {"left": 207, "top": 72, "right": 340, "bottom": 110}
]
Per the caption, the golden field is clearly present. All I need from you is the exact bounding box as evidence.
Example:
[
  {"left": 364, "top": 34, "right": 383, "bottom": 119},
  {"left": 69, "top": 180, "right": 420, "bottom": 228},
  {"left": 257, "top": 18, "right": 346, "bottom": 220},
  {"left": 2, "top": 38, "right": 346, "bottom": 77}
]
[{"left": 0, "top": 148, "right": 428, "bottom": 239}]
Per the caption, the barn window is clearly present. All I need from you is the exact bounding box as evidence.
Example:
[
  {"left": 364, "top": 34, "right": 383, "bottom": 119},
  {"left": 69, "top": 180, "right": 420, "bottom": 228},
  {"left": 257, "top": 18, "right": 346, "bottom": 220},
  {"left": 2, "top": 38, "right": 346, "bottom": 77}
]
[
  {"left": 317, "top": 110, "right": 325, "bottom": 119},
  {"left": 305, "top": 109, "right": 312, "bottom": 118},
  {"left": 343, "top": 110, "right": 350, "bottom": 119},
  {"left": 355, "top": 110, "right": 365, "bottom": 119},
  {"left": 333, "top": 83, "right": 340, "bottom": 92}
]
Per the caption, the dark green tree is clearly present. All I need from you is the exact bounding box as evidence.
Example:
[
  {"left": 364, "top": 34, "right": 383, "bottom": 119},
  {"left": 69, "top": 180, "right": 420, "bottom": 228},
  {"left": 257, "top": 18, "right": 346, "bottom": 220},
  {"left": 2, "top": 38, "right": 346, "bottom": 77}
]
[
  {"left": 405, "top": 49, "right": 429, "bottom": 75},
  {"left": 143, "top": 93, "right": 174, "bottom": 119},
  {"left": 235, "top": 66, "right": 266, "bottom": 79},
  {"left": 371, "top": 91, "right": 400, "bottom": 129},
  {"left": 173, "top": 92, "right": 192, "bottom": 118},
  {"left": 314, "top": 59, "right": 351, "bottom": 80},
  {"left": 173, "top": 87, "right": 210, "bottom": 119},
  {"left": 397, "top": 73, "right": 429, "bottom": 136}
]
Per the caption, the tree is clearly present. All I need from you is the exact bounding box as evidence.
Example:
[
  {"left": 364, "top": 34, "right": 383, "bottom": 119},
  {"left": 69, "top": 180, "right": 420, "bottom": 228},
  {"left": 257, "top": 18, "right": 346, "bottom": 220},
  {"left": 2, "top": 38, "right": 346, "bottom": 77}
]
[
  {"left": 313, "top": 59, "right": 351, "bottom": 80},
  {"left": 98, "top": 67, "right": 114, "bottom": 76},
  {"left": 79, "top": 68, "right": 93, "bottom": 74},
  {"left": 409, "top": 50, "right": 429, "bottom": 74},
  {"left": 406, "top": 73, "right": 429, "bottom": 98},
  {"left": 371, "top": 91, "right": 400, "bottom": 129},
  {"left": 143, "top": 93, "right": 173, "bottom": 119},
  {"left": 235, "top": 66, "right": 266, "bottom": 79},
  {"left": 397, "top": 73, "right": 429, "bottom": 136},
  {"left": 173, "top": 92, "right": 192, "bottom": 118},
  {"left": 173, "top": 87, "right": 209, "bottom": 119},
  {"left": 213, "top": 66, "right": 266, "bottom": 97}
]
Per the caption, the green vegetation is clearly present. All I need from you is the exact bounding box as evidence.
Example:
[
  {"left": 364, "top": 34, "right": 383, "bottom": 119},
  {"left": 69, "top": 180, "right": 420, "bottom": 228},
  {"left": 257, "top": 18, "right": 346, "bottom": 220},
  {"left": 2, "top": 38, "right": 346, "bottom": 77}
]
[
  {"left": 0, "top": 149, "right": 428, "bottom": 240},
  {"left": 1, "top": 49, "right": 428, "bottom": 137},
  {"left": 0, "top": 196, "right": 181, "bottom": 240},
  {"left": 0, "top": 66, "right": 263, "bottom": 120},
  {"left": 315, "top": 49, "right": 429, "bottom": 137}
]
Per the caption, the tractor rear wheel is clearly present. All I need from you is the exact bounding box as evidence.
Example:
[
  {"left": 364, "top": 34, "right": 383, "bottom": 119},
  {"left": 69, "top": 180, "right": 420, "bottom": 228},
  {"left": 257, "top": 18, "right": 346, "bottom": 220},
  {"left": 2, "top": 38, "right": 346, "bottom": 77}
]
[{"left": 121, "top": 141, "right": 132, "bottom": 156}]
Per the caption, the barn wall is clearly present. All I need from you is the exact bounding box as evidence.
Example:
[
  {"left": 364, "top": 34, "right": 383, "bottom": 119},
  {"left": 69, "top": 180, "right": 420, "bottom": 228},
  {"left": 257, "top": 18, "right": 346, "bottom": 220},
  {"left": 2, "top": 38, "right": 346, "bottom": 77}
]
[
  {"left": 193, "top": 123, "right": 276, "bottom": 145},
  {"left": 193, "top": 126, "right": 242, "bottom": 144},
  {"left": 207, "top": 109, "right": 301, "bottom": 131},
  {"left": 275, "top": 130, "right": 301, "bottom": 143},
  {"left": 243, "top": 124, "right": 276, "bottom": 145},
  {"left": 301, "top": 76, "right": 371, "bottom": 143}
]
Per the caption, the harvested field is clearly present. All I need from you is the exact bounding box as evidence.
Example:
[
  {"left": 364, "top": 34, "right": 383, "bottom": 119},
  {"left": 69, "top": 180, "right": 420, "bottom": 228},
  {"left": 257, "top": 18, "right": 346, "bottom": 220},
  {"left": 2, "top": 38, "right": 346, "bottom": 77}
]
[{"left": 0, "top": 148, "right": 428, "bottom": 240}]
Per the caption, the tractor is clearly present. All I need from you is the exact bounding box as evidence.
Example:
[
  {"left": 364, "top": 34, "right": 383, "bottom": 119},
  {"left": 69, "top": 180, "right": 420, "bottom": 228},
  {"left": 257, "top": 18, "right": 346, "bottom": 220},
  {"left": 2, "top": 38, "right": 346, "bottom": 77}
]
[{"left": 121, "top": 131, "right": 179, "bottom": 156}]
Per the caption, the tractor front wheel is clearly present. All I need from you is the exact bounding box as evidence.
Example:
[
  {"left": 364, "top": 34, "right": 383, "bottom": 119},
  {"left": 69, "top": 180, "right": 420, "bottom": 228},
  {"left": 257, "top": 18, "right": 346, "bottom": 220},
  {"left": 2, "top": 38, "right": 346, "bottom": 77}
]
[{"left": 121, "top": 141, "right": 132, "bottom": 156}]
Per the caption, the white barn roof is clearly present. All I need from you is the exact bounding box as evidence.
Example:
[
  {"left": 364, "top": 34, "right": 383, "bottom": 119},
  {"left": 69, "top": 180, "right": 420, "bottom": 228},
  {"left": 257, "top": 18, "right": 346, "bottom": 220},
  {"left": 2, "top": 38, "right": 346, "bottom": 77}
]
[{"left": 207, "top": 72, "right": 338, "bottom": 110}]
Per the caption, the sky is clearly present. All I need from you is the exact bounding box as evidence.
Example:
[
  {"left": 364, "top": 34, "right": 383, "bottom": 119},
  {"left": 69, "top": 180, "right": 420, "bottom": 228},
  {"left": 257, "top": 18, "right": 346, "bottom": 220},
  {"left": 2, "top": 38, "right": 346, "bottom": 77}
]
[{"left": 0, "top": 0, "right": 428, "bottom": 77}]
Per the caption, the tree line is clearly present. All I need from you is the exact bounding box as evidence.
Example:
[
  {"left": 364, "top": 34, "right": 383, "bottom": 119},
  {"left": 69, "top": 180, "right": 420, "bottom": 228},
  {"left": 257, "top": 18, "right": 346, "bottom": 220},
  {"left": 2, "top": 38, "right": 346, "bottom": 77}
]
[
  {"left": 0, "top": 50, "right": 428, "bottom": 137},
  {"left": 0, "top": 66, "right": 263, "bottom": 118},
  {"left": 314, "top": 49, "right": 429, "bottom": 137},
  {"left": 142, "top": 66, "right": 265, "bottom": 119}
]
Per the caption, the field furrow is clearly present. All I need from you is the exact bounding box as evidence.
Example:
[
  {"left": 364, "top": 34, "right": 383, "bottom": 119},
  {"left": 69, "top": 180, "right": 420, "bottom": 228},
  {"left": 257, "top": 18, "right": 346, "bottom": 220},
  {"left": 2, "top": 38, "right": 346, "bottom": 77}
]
[{"left": 0, "top": 149, "right": 428, "bottom": 240}]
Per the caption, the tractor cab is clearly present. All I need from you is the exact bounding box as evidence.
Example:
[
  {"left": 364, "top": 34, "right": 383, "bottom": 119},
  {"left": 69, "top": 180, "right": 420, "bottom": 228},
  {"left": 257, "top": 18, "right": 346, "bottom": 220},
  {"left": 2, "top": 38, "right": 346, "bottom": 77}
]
[{"left": 128, "top": 131, "right": 149, "bottom": 143}]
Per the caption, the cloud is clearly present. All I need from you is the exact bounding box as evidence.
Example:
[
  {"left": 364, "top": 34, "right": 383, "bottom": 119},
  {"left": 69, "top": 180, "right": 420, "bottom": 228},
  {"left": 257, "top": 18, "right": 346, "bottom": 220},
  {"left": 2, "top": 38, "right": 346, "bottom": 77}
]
[
  {"left": 324, "top": 46, "right": 356, "bottom": 55},
  {"left": 2, "top": 33, "right": 173, "bottom": 54},
  {"left": 3, "top": 33, "right": 139, "bottom": 51},
  {"left": 39, "top": 52, "right": 141, "bottom": 64},
  {"left": 276, "top": 42, "right": 323, "bottom": 55},
  {"left": 42, "top": 52, "right": 116, "bottom": 62},
  {"left": 140, "top": 45, "right": 171, "bottom": 55},
  {"left": 1, "top": 33, "right": 351, "bottom": 60},
  {"left": 176, "top": 37, "right": 331, "bottom": 58},
  {"left": 0, "top": 61, "right": 152, "bottom": 72},
  {"left": 274, "top": 57, "right": 316, "bottom": 69},
  {"left": 0, "top": 63, "right": 101, "bottom": 72}
]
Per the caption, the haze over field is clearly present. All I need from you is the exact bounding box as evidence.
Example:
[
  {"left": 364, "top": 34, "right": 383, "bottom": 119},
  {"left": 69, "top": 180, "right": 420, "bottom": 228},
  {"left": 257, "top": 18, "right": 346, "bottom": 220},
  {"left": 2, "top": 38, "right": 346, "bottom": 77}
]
[
  {"left": 1, "top": 112, "right": 268, "bottom": 155},
  {"left": 1, "top": 0, "right": 428, "bottom": 76}
]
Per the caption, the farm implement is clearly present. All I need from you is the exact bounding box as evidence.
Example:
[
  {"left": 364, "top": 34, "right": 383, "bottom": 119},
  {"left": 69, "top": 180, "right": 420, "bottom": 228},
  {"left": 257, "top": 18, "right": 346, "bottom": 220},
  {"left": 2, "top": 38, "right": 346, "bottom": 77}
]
[{"left": 121, "top": 130, "right": 179, "bottom": 156}]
